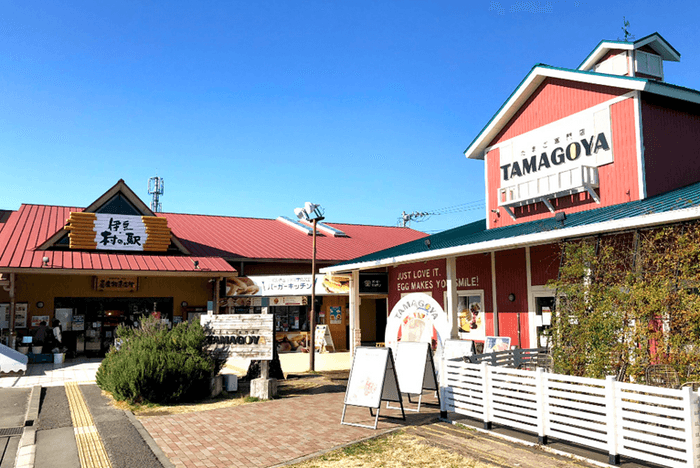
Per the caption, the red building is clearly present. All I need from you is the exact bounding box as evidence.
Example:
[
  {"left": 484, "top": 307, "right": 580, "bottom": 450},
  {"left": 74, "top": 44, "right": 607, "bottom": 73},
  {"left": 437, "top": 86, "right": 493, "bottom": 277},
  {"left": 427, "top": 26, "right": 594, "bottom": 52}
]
[
  {"left": 324, "top": 33, "right": 700, "bottom": 352},
  {"left": 0, "top": 180, "right": 426, "bottom": 354}
]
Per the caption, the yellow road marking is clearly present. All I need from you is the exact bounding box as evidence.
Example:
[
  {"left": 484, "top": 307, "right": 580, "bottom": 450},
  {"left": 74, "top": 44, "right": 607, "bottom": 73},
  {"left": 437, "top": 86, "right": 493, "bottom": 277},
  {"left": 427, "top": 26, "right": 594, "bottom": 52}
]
[{"left": 65, "top": 382, "right": 113, "bottom": 468}]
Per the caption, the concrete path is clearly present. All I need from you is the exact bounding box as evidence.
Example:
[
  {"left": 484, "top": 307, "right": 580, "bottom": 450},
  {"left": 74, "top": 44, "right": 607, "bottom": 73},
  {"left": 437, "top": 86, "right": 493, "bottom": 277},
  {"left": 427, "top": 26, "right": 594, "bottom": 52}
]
[{"left": 0, "top": 388, "right": 30, "bottom": 468}]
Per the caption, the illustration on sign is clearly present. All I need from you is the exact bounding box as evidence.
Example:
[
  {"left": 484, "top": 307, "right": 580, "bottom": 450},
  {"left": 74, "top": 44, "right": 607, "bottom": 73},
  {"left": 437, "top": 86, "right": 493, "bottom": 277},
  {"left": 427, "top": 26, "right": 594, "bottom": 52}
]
[
  {"left": 484, "top": 336, "right": 511, "bottom": 353},
  {"left": 330, "top": 306, "right": 342, "bottom": 324},
  {"left": 385, "top": 293, "right": 449, "bottom": 361},
  {"left": 457, "top": 295, "right": 484, "bottom": 340}
]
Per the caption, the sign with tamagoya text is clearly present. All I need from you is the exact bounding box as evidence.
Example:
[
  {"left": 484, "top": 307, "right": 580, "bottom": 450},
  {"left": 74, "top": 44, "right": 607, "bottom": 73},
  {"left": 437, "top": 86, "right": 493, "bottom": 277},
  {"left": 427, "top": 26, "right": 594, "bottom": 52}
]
[{"left": 200, "top": 314, "right": 274, "bottom": 360}]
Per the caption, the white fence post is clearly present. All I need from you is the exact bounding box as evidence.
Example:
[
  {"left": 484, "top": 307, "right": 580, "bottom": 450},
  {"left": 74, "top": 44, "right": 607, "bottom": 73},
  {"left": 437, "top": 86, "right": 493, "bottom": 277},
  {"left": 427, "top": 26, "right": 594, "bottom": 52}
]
[
  {"left": 482, "top": 361, "right": 492, "bottom": 430},
  {"left": 536, "top": 368, "right": 547, "bottom": 444},
  {"left": 439, "top": 353, "right": 447, "bottom": 418},
  {"left": 605, "top": 375, "right": 620, "bottom": 465},
  {"left": 682, "top": 386, "right": 700, "bottom": 467}
]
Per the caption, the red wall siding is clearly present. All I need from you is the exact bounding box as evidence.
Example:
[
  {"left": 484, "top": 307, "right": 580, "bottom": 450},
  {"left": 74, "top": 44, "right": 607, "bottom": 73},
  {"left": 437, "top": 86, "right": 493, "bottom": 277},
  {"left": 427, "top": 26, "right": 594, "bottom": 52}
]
[
  {"left": 486, "top": 148, "right": 502, "bottom": 228},
  {"left": 388, "top": 259, "right": 447, "bottom": 311},
  {"left": 490, "top": 78, "right": 628, "bottom": 146},
  {"left": 486, "top": 82, "right": 640, "bottom": 228},
  {"left": 495, "top": 249, "right": 529, "bottom": 347},
  {"left": 642, "top": 94, "right": 700, "bottom": 197},
  {"left": 529, "top": 243, "right": 561, "bottom": 286}
]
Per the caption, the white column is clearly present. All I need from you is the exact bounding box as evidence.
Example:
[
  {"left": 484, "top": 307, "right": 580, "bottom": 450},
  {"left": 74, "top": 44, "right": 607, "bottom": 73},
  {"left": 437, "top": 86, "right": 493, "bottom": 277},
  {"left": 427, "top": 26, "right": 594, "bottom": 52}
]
[
  {"left": 445, "top": 257, "right": 459, "bottom": 339},
  {"left": 526, "top": 246, "right": 534, "bottom": 348},
  {"left": 349, "top": 269, "right": 361, "bottom": 354}
]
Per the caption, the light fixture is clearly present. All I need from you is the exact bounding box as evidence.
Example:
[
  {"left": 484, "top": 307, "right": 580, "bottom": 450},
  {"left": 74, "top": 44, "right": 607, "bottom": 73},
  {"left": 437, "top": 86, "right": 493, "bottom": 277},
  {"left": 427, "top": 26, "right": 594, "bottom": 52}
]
[
  {"left": 42, "top": 257, "right": 50, "bottom": 267},
  {"left": 424, "top": 239, "right": 431, "bottom": 248},
  {"left": 36, "top": 301, "right": 44, "bottom": 309},
  {"left": 193, "top": 260, "right": 200, "bottom": 269},
  {"left": 181, "top": 301, "right": 188, "bottom": 308},
  {"left": 508, "top": 293, "right": 516, "bottom": 302},
  {"left": 554, "top": 212, "right": 566, "bottom": 224},
  {"left": 295, "top": 202, "right": 325, "bottom": 221},
  {"left": 293, "top": 202, "right": 325, "bottom": 372}
]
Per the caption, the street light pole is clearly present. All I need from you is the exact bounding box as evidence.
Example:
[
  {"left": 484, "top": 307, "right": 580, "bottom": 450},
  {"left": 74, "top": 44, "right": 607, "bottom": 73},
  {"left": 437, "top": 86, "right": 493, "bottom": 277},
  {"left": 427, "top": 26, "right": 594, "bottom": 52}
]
[
  {"left": 294, "top": 202, "right": 325, "bottom": 373},
  {"left": 310, "top": 217, "right": 318, "bottom": 372}
]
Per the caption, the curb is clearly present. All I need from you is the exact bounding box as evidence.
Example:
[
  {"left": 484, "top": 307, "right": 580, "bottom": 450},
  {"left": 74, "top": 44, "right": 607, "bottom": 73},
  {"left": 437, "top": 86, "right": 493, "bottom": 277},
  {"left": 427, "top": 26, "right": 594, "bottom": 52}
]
[
  {"left": 443, "top": 418, "right": 616, "bottom": 468},
  {"left": 15, "top": 385, "right": 41, "bottom": 468},
  {"left": 125, "top": 411, "right": 176, "bottom": 468}
]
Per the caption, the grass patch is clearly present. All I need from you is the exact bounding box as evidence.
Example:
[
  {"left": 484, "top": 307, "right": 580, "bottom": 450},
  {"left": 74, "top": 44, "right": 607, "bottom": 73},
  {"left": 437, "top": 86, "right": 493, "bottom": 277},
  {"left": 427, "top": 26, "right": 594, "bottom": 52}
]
[{"left": 287, "top": 431, "right": 493, "bottom": 468}]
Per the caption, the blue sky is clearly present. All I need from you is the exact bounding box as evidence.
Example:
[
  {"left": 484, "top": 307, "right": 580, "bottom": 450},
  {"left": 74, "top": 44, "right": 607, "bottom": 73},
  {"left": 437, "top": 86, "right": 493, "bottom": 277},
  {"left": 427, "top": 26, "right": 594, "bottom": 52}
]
[{"left": 2, "top": 1, "right": 699, "bottom": 233}]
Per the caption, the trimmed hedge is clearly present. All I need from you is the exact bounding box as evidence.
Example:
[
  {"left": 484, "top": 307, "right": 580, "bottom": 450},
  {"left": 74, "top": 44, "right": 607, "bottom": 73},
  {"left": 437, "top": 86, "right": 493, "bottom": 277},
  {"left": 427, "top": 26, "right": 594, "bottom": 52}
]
[{"left": 96, "top": 315, "right": 218, "bottom": 404}]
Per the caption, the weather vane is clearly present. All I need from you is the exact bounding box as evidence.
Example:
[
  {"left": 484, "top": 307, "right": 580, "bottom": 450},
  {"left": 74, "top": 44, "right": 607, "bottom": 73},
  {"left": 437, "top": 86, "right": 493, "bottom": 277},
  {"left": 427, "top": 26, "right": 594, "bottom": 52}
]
[{"left": 621, "top": 17, "right": 634, "bottom": 42}]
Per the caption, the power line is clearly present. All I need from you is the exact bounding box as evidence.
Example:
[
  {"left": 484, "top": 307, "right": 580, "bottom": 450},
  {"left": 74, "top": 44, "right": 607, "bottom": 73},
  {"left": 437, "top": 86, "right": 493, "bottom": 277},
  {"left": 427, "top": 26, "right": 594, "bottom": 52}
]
[{"left": 398, "top": 200, "right": 485, "bottom": 227}]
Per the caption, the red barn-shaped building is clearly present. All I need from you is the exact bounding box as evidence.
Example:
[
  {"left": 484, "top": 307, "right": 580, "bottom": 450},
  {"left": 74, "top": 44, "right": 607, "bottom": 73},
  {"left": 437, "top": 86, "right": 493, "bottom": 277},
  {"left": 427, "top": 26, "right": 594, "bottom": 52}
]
[{"left": 325, "top": 33, "right": 700, "bottom": 353}]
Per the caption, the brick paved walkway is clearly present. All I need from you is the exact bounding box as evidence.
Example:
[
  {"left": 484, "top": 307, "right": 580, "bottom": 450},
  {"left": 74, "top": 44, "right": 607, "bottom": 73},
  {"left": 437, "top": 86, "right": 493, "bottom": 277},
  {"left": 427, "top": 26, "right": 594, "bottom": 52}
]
[{"left": 140, "top": 392, "right": 440, "bottom": 468}]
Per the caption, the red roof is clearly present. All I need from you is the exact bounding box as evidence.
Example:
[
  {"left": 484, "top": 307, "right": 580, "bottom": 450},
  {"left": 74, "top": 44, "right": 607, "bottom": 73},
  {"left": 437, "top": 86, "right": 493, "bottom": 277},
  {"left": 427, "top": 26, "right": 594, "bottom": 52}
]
[
  {"left": 161, "top": 212, "right": 427, "bottom": 262},
  {"left": 0, "top": 204, "right": 426, "bottom": 273},
  {"left": 0, "top": 205, "right": 234, "bottom": 274}
]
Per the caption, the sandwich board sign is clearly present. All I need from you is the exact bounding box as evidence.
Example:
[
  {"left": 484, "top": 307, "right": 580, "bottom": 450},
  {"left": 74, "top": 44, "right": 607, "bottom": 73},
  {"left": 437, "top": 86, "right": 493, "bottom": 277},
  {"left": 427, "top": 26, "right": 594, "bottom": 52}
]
[
  {"left": 389, "top": 341, "right": 440, "bottom": 413},
  {"left": 314, "top": 324, "right": 335, "bottom": 353},
  {"left": 341, "top": 347, "right": 406, "bottom": 429}
]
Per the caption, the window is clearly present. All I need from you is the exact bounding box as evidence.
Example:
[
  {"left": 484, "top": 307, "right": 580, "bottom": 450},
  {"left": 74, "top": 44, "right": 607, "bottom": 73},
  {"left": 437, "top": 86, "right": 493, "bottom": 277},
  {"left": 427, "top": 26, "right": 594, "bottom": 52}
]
[{"left": 453, "top": 291, "right": 485, "bottom": 341}]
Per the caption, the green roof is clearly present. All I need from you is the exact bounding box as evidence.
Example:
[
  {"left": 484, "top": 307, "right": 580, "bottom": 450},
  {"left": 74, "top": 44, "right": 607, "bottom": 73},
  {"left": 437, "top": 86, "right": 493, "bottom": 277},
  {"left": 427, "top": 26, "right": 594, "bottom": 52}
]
[{"left": 334, "top": 181, "right": 700, "bottom": 268}]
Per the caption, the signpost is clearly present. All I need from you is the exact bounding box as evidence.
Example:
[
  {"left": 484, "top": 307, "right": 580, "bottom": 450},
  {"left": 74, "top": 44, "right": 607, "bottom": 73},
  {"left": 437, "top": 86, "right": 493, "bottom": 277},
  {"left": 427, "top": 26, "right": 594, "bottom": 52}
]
[
  {"left": 389, "top": 341, "right": 440, "bottom": 413},
  {"left": 200, "top": 314, "right": 274, "bottom": 360},
  {"left": 341, "top": 347, "right": 405, "bottom": 429}
]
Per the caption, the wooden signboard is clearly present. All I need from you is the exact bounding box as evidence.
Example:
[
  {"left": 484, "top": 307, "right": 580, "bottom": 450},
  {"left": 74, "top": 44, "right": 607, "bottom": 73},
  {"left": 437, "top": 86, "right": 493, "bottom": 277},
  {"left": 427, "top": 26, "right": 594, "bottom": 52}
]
[
  {"left": 200, "top": 314, "right": 274, "bottom": 360},
  {"left": 341, "top": 347, "right": 405, "bottom": 429},
  {"left": 314, "top": 324, "right": 335, "bottom": 353},
  {"left": 389, "top": 341, "right": 440, "bottom": 412}
]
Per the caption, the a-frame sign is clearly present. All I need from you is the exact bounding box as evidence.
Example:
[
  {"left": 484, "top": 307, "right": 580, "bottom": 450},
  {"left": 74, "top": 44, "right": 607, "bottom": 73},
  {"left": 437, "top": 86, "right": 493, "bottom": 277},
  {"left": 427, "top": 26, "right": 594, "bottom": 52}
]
[
  {"left": 388, "top": 341, "right": 440, "bottom": 413},
  {"left": 341, "top": 347, "right": 406, "bottom": 429}
]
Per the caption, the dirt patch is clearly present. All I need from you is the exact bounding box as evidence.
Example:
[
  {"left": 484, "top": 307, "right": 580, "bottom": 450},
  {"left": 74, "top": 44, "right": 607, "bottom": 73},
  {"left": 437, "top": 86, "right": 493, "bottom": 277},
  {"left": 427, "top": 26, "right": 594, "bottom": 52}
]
[{"left": 112, "top": 370, "right": 349, "bottom": 417}]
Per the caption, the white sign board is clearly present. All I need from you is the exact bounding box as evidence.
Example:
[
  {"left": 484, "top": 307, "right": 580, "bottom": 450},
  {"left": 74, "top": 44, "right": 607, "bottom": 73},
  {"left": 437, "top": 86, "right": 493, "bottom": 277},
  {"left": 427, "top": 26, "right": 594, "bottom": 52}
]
[
  {"left": 201, "top": 314, "right": 274, "bottom": 360},
  {"left": 342, "top": 347, "right": 405, "bottom": 429},
  {"left": 443, "top": 339, "right": 475, "bottom": 360},
  {"left": 394, "top": 341, "right": 439, "bottom": 396},
  {"left": 314, "top": 324, "right": 335, "bottom": 353}
]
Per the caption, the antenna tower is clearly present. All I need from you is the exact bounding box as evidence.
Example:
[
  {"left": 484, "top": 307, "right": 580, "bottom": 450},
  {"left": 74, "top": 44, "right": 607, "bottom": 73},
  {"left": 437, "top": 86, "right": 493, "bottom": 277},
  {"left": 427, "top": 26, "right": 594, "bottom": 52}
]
[{"left": 148, "top": 177, "right": 164, "bottom": 212}]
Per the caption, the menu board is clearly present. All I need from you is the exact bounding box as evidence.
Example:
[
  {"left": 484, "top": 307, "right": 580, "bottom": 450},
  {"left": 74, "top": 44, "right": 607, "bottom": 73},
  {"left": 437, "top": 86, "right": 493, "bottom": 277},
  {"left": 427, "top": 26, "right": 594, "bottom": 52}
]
[{"left": 14, "top": 303, "right": 28, "bottom": 328}]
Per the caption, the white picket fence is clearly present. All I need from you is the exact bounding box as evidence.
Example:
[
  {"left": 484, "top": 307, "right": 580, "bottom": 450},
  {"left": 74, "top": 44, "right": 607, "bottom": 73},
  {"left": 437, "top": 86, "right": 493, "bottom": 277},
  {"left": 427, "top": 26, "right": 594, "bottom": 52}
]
[{"left": 441, "top": 359, "right": 700, "bottom": 468}]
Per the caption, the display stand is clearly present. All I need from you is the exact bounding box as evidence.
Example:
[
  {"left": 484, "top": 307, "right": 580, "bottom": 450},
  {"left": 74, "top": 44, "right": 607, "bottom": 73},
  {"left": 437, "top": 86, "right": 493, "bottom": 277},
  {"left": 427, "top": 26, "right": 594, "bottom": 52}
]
[
  {"left": 388, "top": 341, "right": 440, "bottom": 413},
  {"left": 314, "top": 324, "right": 335, "bottom": 353},
  {"left": 341, "top": 347, "right": 405, "bottom": 429}
]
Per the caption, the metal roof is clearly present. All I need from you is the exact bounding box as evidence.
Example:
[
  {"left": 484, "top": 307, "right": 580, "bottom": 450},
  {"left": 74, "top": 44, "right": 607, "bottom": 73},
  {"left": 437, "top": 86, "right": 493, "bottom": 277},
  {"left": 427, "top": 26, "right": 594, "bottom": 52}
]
[
  {"left": 161, "top": 212, "right": 427, "bottom": 262},
  {"left": 325, "top": 181, "right": 700, "bottom": 271},
  {"left": 0, "top": 203, "right": 426, "bottom": 274},
  {"left": 0, "top": 204, "right": 234, "bottom": 274}
]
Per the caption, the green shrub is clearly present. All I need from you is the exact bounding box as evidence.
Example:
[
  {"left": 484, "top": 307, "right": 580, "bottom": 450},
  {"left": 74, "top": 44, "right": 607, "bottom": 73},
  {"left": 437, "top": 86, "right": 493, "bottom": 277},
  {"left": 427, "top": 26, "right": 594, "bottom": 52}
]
[{"left": 96, "top": 315, "right": 218, "bottom": 404}]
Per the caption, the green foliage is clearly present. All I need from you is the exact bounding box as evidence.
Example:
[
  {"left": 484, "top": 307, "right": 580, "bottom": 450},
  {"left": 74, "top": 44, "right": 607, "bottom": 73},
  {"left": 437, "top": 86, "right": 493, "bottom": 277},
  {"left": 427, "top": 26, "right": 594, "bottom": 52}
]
[
  {"left": 548, "top": 224, "right": 700, "bottom": 382},
  {"left": 96, "top": 315, "right": 217, "bottom": 404}
]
